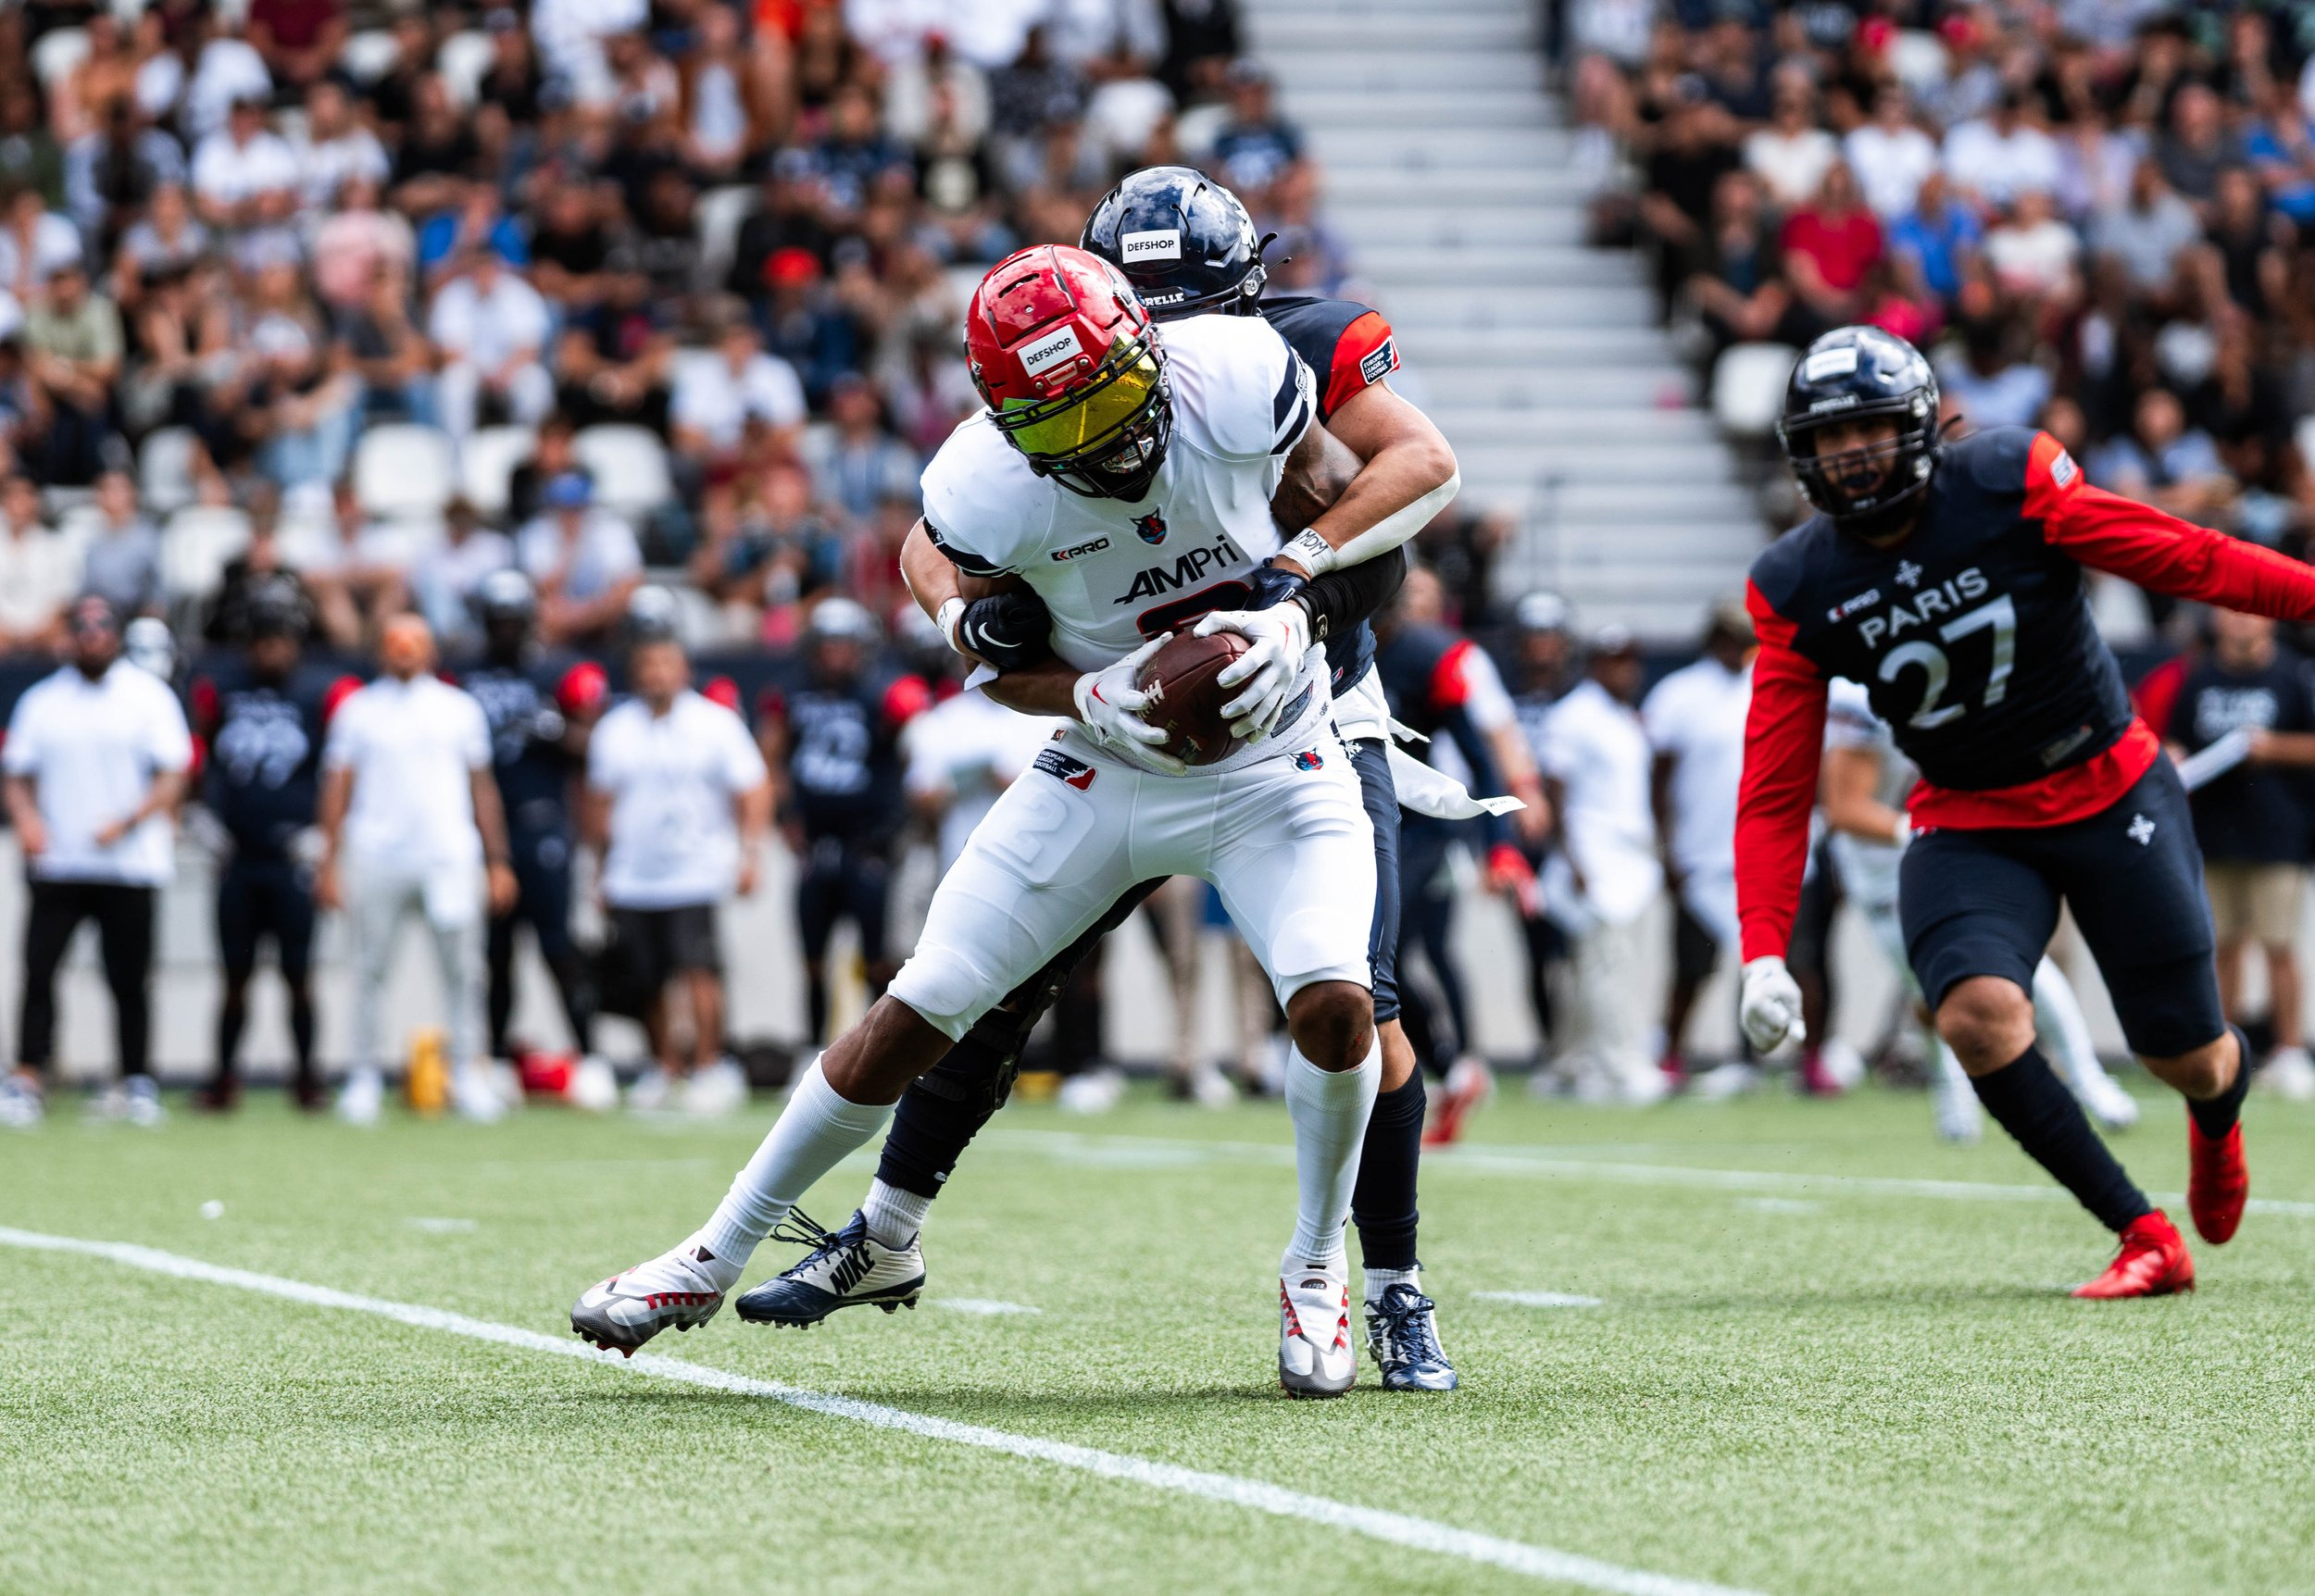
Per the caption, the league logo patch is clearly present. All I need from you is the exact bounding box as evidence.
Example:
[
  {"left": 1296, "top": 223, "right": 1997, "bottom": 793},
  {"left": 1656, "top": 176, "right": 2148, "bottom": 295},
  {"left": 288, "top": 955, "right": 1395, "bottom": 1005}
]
[
  {"left": 2050, "top": 449, "right": 2079, "bottom": 488},
  {"left": 1034, "top": 746, "right": 1098, "bottom": 791},
  {"left": 1293, "top": 749, "right": 1323, "bottom": 771},
  {"left": 1358, "top": 338, "right": 1399, "bottom": 386},
  {"left": 1133, "top": 511, "right": 1168, "bottom": 545}
]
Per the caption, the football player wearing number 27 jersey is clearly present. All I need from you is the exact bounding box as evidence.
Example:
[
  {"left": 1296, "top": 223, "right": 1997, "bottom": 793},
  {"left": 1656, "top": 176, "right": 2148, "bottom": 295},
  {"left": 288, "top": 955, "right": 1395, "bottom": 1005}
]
[
  {"left": 1740, "top": 326, "right": 2315, "bottom": 1298},
  {"left": 573, "top": 238, "right": 1444, "bottom": 1394}
]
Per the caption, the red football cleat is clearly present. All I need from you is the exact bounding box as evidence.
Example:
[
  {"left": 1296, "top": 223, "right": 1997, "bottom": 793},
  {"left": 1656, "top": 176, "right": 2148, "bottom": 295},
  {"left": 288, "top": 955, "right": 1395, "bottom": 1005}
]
[
  {"left": 2187, "top": 1116, "right": 2249, "bottom": 1244},
  {"left": 2071, "top": 1211, "right": 2195, "bottom": 1299},
  {"left": 1421, "top": 1058, "right": 1493, "bottom": 1149}
]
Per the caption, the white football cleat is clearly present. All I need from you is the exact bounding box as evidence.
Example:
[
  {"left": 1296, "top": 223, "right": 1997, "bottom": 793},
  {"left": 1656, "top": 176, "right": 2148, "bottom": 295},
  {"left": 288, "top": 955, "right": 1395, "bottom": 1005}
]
[
  {"left": 2071, "top": 1066, "right": 2140, "bottom": 1131},
  {"left": 1279, "top": 1259, "right": 1355, "bottom": 1398},
  {"left": 626, "top": 1066, "right": 673, "bottom": 1113},
  {"left": 452, "top": 1061, "right": 507, "bottom": 1124},
  {"left": 682, "top": 1057, "right": 749, "bottom": 1117},
  {"left": 123, "top": 1076, "right": 165, "bottom": 1128},
  {"left": 570, "top": 1241, "right": 731, "bottom": 1355},
  {"left": 338, "top": 1066, "right": 383, "bottom": 1127},
  {"left": 1688, "top": 1061, "right": 1761, "bottom": 1103},
  {"left": 1931, "top": 1046, "right": 1982, "bottom": 1144},
  {"left": 0, "top": 1072, "right": 43, "bottom": 1129},
  {"left": 2257, "top": 1045, "right": 2315, "bottom": 1103},
  {"left": 733, "top": 1211, "right": 925, "bottom": 1327},
  {"left": 1057, "top": 1066, "right": 1126, "bottom": 1115}
]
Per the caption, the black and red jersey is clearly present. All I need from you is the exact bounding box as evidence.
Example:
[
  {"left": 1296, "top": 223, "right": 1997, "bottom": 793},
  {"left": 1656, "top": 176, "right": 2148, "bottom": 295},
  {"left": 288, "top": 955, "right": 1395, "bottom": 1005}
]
[
  {"left": 1258, "top": 293, "right": 1402, "bottom": 699},
  {"left": 1737, "top": 426, "right": 2315, "bottom": 961}
]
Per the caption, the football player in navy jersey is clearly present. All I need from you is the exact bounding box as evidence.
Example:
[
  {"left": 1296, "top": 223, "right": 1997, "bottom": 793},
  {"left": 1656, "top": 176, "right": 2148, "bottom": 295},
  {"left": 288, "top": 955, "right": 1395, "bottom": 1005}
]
[
  {"left": 735, "top": 168, "right": 1480, "bottom": 1390},
  {"left": 461, "top": 570, "right": 607, "bottom": 1066},
  {"left": 759, "top": 597, "right": 924, "bottom": 1047},
  {"left": 1737, "top": 326, "right": 2315, "bottom": 1298},
  {"left": 192, "top": 579, "right": 335, "bottom": 1112}
]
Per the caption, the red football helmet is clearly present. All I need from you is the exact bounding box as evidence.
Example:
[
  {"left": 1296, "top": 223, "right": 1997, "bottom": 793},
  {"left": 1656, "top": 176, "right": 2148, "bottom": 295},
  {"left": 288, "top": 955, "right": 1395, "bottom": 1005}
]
[{"left": 965, "top": 243, "right": 1172, "bottom": 500}]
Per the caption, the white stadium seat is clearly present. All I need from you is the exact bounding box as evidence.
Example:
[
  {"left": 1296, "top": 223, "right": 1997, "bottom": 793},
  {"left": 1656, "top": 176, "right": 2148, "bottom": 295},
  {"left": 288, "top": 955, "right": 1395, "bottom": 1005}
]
[
  {"left": 461, "top": 425, "right": 537, "bottom": 518},
  {"left": 161, "top": 505, "right": 251, "bottom": 601},
  {"left": 438, "top": 31, "right": 495, "bottom": 109},
  {"left": 573, "top": 425, "right": 673, "bottom": 517},
  {"left": 1710, "top": 343, "right": 1800, "bottom": 440},
  {"left": 139, "top": 426, "right": 200, "bottom": 515},
  {"left": 353, "top": 423, "right": 457, "bottom": 520},
  {"left": 338, "top": 29, "right": 401, "bottom": 85}
]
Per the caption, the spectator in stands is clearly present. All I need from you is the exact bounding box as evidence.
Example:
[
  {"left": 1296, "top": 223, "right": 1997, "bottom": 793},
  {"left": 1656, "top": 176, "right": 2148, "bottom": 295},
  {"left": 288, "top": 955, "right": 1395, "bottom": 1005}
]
[
  {"left": 1886, "top": 168, "right": 1983, "bottom": 305},
  {"left": 517, "top": 471, "right": 642, "bottom": 648},
  {"left": 2167, "top": 609, "right": 2315, "bottom": 1101},
  {"left": 669, "top": 300, "right": 807, "bottom": 477},
  {"left": 2, "top": 595, "right": 193, "bottom": 1129},
  {"left": 2088, "top": 385, "right": 2234, "bottom": 525},
  {"left": 1983, "top": 188, "right": 2083, "bottom": 305},
  {"left": 1845, "top": 83, "right": 1938, "bottom": 222},
  {"left": 1943, "top": 89, "right": 2062, "bottom": 212},
  {"left": 0, "top": 185, "right": 84, "bottom": 302},
  {"left": 80, "top": 468, "right": 161, "bottom": 618},
  {"left": 1780, "top": 162, "right": 1882, "bottom": 326},
  {"left": 802, "top": 371, "right": 917, "bottom": 530},
  {"left": 0, "top": 472, "right": 72, "bottom": 653},
  {"left": 246, "top": 0, "right": 348, "bottom": 94},
  {"left": 1640, "top": 94, "right": 1741, "bottom": 312},
  {"left": 1687, "top": 168, "right": 1801, "bottom": 359},
  {"left": 300, "top": 480, "right": 411, "bottom": 651},
  {"left": 190, "top": 94, "right": 298, "bottom": 232},
  {"left": 1935, "top": 316, "right": 2052, "bottom": 431},
  {"left": 1746, "top": 86, "right": 1837, "bottom": 211},
  {"left": 429, "top": 243, "right": 554, "bottom": 442},
  {"left": 1211, "top": 58, "right": 1304, "bottom": 198},
  {"left": 22, "top": 258, "right": 120, "bottom": 485},
  {"left": 2089, "top": 158, "right": 2204, "bottom": 300},
  {"left": 411, "top": 495, "right": 512, "bottom": 654},
  {"left": 2158, "top": 82, "right": 2240, "bottom": 211},
  {"left": 295, "top": 80, "right": 389, "bottom": 219}
]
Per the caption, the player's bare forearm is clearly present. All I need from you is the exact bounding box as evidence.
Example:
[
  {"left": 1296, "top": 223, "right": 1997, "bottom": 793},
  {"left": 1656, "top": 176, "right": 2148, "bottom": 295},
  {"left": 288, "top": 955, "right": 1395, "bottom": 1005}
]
[
  {"left": 315, "top": 767, "right": 351, "bottom": 860},
  {"left": 469, "top": 768, "right": 512, "bottom": 866},
  {"left": 984, "top": 658, "right": 1082, "bottom": 721},
  {"left": 1299, "top": 381, "right": 1459, "bottom": 561},
  {"left": 903, "top": 519, "right": 1028, "bottom": 666},
  {"left": 1269, "top": 419, "right": 1364, "bottom": 551},
  {"left": 1821, "top": 744, "right": 1906, "bottom": 842}
]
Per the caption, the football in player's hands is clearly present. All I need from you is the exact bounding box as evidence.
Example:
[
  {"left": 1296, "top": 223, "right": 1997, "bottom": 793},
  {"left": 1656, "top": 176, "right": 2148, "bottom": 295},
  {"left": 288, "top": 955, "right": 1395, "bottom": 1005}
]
[{"left": 1136, "top": 630, "right": 1252, "bottom": 767}]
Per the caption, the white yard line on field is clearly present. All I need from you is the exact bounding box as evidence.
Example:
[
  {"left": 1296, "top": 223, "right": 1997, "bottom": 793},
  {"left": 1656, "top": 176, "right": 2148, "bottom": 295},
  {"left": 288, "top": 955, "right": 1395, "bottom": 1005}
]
[
  {"left": 982, "top": 1128, "right": 2315, "bottom": 1217},
  {"left": 931, "top": 1298, "right": 1042, "bottom": 1315},
  {"left": 1473, "top": 1291, "right": 1606, "bottom": 1309},
  {"left": 0, "top": 1225, "right": 1766, "bottom": 1596}
]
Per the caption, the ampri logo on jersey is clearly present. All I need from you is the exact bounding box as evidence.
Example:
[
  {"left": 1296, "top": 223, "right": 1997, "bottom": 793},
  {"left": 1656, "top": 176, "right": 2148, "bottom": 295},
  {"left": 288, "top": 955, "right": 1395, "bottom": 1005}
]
[
  {"left": 1132, "top": 511, "right": 1168, "bottom": 545},
  {"left": 1033, "top": 745, "right": 1098, "bottom": 791}
]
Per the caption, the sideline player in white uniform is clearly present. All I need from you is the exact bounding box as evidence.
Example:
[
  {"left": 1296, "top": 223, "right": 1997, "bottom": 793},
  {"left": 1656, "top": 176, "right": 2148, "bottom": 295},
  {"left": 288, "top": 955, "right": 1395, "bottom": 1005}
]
[
  {"left": 1820, "top": 678, "right": 2140, "bottom": 1140},
  {"left": 572, "top": 244, "right": 1420, "bottom": 1395}
]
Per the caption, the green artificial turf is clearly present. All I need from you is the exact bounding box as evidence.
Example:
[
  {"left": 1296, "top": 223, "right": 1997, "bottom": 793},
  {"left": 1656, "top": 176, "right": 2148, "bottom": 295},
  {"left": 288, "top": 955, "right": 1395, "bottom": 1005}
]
[{"left": 2, "top": 1082, "right": 2310, "bottom": 1595}]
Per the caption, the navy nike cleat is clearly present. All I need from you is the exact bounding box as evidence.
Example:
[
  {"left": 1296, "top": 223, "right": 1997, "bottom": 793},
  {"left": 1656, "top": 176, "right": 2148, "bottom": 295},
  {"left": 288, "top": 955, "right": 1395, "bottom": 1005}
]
[
  {"left": 733, "top": 1210, "right": 925, "bottom": 1328},
  {"left": 1364, "top": 1283, "right": 1458, "bottom": 1391}
]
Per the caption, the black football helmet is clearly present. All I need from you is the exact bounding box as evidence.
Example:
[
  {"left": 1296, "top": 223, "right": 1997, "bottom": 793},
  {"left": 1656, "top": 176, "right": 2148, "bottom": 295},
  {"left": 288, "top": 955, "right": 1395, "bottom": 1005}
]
[
  {"left": 1776, "top": 326, "right": 1942, "bottom": 541},
  {"left": 1081, "top": 165, "right": 1267, "bottom": 320}
]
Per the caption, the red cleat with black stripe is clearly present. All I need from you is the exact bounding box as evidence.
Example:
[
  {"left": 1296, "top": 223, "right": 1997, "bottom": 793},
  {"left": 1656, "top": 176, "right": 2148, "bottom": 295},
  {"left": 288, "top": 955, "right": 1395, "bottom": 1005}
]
[
  {"left": 2071, "top": 1211, "right": 2195, "bottom": 1299},
  {"left": 2187, "top": 1117, "right": 2249, "bottom": 1244}
]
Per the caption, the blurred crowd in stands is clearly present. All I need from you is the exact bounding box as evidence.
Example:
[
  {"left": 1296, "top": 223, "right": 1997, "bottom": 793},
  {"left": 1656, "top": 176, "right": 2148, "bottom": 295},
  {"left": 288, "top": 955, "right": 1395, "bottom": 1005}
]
[
  {"left": 1571, "top": 0, "right": 2315, "bottom": 576},
  {"left": 0, "top": 0, "right": 1343, "bottom": 665}
]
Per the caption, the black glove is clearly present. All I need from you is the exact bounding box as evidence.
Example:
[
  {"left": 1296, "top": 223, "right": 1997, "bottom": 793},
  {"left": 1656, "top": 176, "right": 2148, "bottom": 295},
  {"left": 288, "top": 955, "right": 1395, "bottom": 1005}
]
[
  {"left": 957, "top": 589, "right": 1054, "bottom": 671},
  {"left": 1245, "top": 562, "right": 1310, "bottom": 612}
]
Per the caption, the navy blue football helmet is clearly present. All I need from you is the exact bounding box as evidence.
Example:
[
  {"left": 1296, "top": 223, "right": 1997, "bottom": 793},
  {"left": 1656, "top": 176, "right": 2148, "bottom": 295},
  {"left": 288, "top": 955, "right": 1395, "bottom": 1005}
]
[
  {"left": 1081, "top": 165, "right": 1268, "bottom": 320},
  {"left": 1776, "top": 326, "right": 1942, "bottom": 540}
]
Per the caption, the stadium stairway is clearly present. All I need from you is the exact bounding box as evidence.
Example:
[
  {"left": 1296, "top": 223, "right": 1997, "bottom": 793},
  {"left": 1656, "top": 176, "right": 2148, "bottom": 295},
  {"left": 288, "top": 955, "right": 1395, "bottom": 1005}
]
[{"left": 1245, "top": 0, "right": 1763, "bottom": 640}]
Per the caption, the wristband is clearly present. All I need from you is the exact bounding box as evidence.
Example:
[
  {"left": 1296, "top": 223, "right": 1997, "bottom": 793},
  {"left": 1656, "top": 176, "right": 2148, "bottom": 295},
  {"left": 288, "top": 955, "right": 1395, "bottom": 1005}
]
[
  {"left": 934, "top": 596, "right": 968, "bottom": 654},
  {"left": 1280, "top": 529, "right": 1338, "bottom": 577}
]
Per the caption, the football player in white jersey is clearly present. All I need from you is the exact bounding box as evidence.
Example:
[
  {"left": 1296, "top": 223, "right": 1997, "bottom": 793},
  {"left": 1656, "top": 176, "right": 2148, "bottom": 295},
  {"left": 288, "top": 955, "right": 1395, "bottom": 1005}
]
[
  {"left": 572, "top": 244, "right": 1431, "bottom": 1395},
  {"left": 1820, "top": 678, "right": 2141, "bottom": 1140}
]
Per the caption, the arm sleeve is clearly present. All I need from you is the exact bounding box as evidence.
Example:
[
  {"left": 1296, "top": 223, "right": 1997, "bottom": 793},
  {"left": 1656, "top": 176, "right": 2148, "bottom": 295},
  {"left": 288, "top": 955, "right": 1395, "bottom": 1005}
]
[
  {"left": 1430, "top": 642, "right": 1513, "bottom": 844},
  {"left": 2027, "top": 430, "right": 2315, "bottom": 618},
  {"left": 1295, "top": 543, "right": 1407, "bottom": 642},
  {"left": 719, "top": 707, "right": 770, "bottom": 790},
  {"left": 3, "top": 693, "right": 40, "bottom": 776},
  {"left": 320, "top": 693, "right": 361, "bottom": 770},
  {"left": 1734, "top": 580, "right": 1829, "bottom": 963},
  {"left": 145, "top": 686, "right": 194, "bottom": 772},
  {"left": 458, "top": 694, "right": 492, "bottom": 770},
  {"left": 1322, "top": 310, "right": 1400, "bottom": 419}
]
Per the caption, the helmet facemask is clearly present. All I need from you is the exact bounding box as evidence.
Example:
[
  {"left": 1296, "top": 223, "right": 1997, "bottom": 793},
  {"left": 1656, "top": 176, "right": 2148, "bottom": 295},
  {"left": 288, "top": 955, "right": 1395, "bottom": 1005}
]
[
  {"left": 985, "top": 330, "right": 1174, "bottom": 500},
  {"left": 1779, "top": 392, "right": 1941, "bottom": 542}
]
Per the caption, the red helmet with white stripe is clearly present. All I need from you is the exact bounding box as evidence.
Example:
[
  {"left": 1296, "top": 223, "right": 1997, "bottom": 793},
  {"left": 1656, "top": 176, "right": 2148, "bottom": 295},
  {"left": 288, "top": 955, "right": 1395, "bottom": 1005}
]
[{"left": 965, "top": 243, "right": 1172, "bottom": 500}]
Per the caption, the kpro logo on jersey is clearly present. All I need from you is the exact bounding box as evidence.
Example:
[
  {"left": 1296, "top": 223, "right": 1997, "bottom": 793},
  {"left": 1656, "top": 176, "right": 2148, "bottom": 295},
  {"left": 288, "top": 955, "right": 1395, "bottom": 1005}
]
[
  {"left": 1052, "top": 536, "right": 1111, "bottom": 562},
  {"left": 1033, "top": 745, "right": 1098, "bottom": 791},
  {"left": 1133, "top": 511, "right": 1168, "bottom": 545},
  {"left": 1293, "top": 749, "right": 1323, "bottom": 771}
]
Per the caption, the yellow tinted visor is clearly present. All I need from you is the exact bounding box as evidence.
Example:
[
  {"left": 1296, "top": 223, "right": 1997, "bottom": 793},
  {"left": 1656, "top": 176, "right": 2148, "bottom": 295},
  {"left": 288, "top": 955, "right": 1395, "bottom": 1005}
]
[{"left": 1000, "top": 343, "right": 1161, "bottom": 462}]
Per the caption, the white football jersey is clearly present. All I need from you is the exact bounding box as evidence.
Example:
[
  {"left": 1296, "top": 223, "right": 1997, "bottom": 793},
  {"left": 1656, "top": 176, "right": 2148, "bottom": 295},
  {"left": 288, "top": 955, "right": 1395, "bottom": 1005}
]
[{"left": 921, "top": 314, "right": 1327, "bottom": 775}]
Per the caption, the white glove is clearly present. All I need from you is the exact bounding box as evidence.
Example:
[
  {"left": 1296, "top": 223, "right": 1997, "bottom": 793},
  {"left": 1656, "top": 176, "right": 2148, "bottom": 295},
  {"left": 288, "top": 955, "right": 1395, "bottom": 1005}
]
[
  {"left": 1739, "top": 954, "right": 1807, "bottom": 1055},
  {"left": 1072, "top": 634, "right": 1187, "bottom": 775},
  {"left": 1193, "top": 602, "right": 1311, "bottom": 741}
]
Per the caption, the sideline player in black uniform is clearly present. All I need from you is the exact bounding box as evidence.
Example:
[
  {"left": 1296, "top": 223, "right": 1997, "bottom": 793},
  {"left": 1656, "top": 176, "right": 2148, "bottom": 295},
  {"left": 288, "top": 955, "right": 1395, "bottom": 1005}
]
[
  {"left": 192, "top": 579, "right": 332, "bottom": 1111},
  {"left": 740, "top": 168, "right": 1476, "bottom": 1391},
  {"left": 1735, "top": 326, "right": 2315, "bottom": 1297},
  {"left": 462, "top": 570, "right": 607, "bottom": 1063},
  {"left": 759, "top": 596, "right": 917, "bottom": 1046}
]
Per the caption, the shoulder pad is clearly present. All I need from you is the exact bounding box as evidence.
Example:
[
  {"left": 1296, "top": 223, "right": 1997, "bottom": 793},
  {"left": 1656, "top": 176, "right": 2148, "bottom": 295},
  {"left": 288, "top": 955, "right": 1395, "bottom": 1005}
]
[
  {"left": 920, "top": 414, "right": 1049, "bottom": 576},
  {"left": 1949, "top": 426, "right": 2039, "bottom": 493},
  {"left": 1164, "top": 315, "right": 1313, "bottom": 459}
]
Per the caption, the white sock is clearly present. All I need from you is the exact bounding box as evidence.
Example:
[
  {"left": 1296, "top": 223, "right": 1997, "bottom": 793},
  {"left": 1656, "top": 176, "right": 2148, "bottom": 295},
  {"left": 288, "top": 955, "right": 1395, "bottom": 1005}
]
[
  {"left": 696, "top": 1059, "right": 893, "bottom": 1269},
  {"left": 861, "top": 1178, "right": 932, "bottom": 1249},
  {"left": 1363, "top": 1266, "right": 1420, "bottom": 1303},
  {"left": 1283, "top": 1033, "right": 1379, "bottom": 1268},
  {"left": 2031, "top": 957, "right": 2111, "bottom": 1091}
]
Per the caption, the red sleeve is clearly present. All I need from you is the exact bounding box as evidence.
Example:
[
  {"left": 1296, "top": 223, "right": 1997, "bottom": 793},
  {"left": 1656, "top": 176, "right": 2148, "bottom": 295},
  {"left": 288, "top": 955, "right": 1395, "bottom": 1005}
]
[
  {"left": 322, "top": 674, "right": 363, "bottom": 725},
  {"left": 557, "top": 660, "right": 609, "bottom": 716},
  {"left": 2027, "top": 431, "right": 2315, "bottom": 617},
  {"left": 1735, "top": 580, "right": 1829, "bottom": 964},
  {"left": 188, "top": 675, "right": 221, "bottom": 740},
  {"left": 2132, "top": 655, "right": 2188, "bottom": 740},
  {"left": 1429, "top": 638, "right": 1475, "bottom": 712},
  {"left": 702, "top": 675, "right": 742, "bottom": 714},
  {"left": 1323, "top": 310, "right": 1397, "bottom": 418},
  {"left": 882, "top": 673, "right": 933, "bottom": 728}
]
